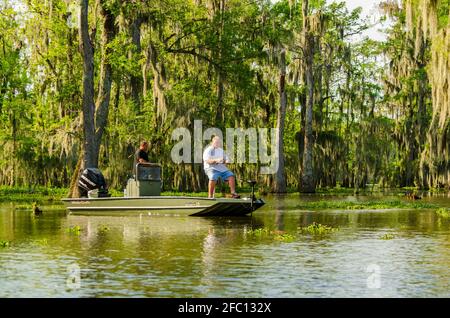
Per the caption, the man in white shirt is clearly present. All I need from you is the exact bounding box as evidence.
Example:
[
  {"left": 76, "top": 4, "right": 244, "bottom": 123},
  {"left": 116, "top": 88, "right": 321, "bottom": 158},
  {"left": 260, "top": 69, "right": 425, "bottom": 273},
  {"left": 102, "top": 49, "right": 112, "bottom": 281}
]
[{"left": 203, "top": 136, "right": 240, "bottom": 199}]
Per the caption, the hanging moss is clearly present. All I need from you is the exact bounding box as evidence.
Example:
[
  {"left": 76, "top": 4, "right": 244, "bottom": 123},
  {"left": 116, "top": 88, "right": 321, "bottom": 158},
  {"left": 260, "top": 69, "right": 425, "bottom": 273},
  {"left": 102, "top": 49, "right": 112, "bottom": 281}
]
[{"left": 415, "top": 0, "right": 450, "bottom": 189}]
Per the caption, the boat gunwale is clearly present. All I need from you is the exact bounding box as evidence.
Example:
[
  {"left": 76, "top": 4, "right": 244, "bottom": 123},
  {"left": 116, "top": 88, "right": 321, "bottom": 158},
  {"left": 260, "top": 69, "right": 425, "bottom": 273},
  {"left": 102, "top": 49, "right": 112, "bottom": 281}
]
[
  {"left": 61, "top": 196, "right": 253, "bottom": 203},
  {"left": 65, "top": 205, "right": 212, "bottom": 210}
]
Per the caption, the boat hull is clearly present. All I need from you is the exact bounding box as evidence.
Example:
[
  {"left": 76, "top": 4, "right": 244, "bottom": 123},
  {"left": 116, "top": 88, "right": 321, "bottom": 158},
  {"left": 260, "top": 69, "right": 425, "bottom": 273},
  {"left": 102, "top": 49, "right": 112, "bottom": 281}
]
[{"left": 62, "top": 196, "right": 264, "bottom": 216}]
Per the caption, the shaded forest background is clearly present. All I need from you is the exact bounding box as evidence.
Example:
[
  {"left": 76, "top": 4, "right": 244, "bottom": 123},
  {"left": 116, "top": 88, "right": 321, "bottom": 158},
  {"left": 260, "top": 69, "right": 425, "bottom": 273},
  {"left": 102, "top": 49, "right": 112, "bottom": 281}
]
[{"left": 0, "top": 0, "right": 449, "bottom": 193}]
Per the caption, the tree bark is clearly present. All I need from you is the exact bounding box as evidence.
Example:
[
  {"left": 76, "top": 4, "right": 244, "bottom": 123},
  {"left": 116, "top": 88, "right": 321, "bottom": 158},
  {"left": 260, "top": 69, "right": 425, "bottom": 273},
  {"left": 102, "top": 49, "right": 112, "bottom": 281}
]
[
  {"left": 68, "top": 150, "right": 84, "bottom": 198},
  {"left": 215, "top": 71, "right": 225, "bottom": 124},
  {"left": 300, "top": 0, "right": 316, "bottom": 193},
  {"left": 79, "top": 0, "right": 96, "bottom": 169},
  {"left": 93, "top": 1, "right": 116, "bottom": 165},
  {"left": 71, "top": 0, "right": 115, "bottom": 197},
  {"left": 272, "top": 48, "right": 287, "bottom": 193},
  {"left": 130, "top": 17, "right": 143, "bottom": 112}
]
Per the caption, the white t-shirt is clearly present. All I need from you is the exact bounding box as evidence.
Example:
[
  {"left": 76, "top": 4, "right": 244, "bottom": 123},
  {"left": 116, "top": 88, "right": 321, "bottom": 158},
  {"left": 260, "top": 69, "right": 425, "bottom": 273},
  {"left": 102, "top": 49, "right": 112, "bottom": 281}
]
[{"left": 203, "top": 145, "right": 230, "bottom": 172}]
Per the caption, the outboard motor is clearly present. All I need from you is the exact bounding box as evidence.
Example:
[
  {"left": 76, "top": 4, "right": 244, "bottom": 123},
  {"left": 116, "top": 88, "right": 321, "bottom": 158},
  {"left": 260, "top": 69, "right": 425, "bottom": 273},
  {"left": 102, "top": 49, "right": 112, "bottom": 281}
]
[{"left": 78, "top": 168, "right": 110, "bottom": 198}]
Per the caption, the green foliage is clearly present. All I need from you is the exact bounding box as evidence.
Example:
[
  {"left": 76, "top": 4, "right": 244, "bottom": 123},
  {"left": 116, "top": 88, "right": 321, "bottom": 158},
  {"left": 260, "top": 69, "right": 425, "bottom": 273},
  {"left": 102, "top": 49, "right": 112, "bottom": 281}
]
[
  {"left": 0, "top": 186, "right": 67, "bottom": 202},
  {"left": 295, "top": 200, "right": 438, "bottom": 210},
  {"left": 34, "top": 238, "right": 48, "bottom": 246},
  {"left": 299, "top": 222, "right": 338, "bottom": 235},
  {"left": 0, "top": 0, "right": 447, "bottom": 192},
  {"left": 245, "top": 228, "right": 296, "bottom": 242},
  {"left": 66, "top": 225, "right": 82, "bottom": 235},
  {"left": 436, "top": 208, "right": 450, "bottom": 218},
  {"left": 0, "top": 240, "right": 10, "bottom": 248},
  {"left": 245, "top": 228, "right": 272, "bottom": 237},
  {"left": 274, "top": 233, "right": 296, "bottom": 242},
  {"left": 379, "top": 233, "right": 395, "bottom": 240}
]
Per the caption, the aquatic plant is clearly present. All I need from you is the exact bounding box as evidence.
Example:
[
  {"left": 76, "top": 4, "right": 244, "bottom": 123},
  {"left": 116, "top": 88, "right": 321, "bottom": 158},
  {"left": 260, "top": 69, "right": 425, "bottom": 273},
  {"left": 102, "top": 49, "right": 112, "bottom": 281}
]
[
  {"left": 379, "top": 233, "right": 395, "bottom": 240},
  {"left": 35, "top": 239, "right": 48, "bottom": 245},
  {"left": 346, "top": 204, "right": 368, "bottom": 210},
  {"left": 245, "top": 228, "right": 297, "bottom": 242},
  {"left": 296, "top": 200, "right": 438, "bottom": 210},
  {"left": 67, "top": 225, "right": 82, "bottom": 235},
  {"left": 98, "top": 225, "right": 110, "bottom": 234},
  {"left": 0, "top": 186, "right": 68, "bottom": 203},
  {"left": 274, "top": 234, "right": 296, "bottom": 242},
  {"left": 436, "top": 208, "right": 450, "bottom": 218},
  {"left": 0, "top": 240, "right": 10, "bottom": 248},
  {"left": 299, "top": 222, "right": 338, "bottom": 235},
  {"left": 245, "top": 228, "right": 272, "bottom": 237},
  {"left": 32, "top": 202, "right": 43, "bottom": 216}
]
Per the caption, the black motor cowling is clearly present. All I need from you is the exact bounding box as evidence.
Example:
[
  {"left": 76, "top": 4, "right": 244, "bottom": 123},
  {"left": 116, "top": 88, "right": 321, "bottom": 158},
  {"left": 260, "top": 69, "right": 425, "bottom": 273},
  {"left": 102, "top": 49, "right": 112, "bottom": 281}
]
[{"left": 78, "top": 168, "right": 110, "bottom": 198}]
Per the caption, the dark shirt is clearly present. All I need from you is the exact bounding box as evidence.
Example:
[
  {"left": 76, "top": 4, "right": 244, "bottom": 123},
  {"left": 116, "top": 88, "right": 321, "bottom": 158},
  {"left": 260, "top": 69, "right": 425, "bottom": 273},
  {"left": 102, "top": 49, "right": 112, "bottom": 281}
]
[
  {"left": 135, "top": 149, "right": 149, "bottom": 164},
  {"left": 134, "top": 149, "right": 149, "bottom": 176}
]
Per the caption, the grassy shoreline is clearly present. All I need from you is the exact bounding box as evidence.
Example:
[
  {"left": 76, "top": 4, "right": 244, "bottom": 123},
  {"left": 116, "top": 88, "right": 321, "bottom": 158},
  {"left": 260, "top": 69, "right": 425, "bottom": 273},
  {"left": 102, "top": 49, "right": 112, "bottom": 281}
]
[{"left": 294, "top": 200, "right": 439, "bottom": 210}]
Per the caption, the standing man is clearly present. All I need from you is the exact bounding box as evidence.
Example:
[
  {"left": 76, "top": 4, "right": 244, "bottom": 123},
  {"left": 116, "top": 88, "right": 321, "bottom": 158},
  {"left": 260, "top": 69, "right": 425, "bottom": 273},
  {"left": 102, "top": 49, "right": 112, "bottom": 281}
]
[{"left": 203, "top": 136, "right": 240, "bottom": 199}]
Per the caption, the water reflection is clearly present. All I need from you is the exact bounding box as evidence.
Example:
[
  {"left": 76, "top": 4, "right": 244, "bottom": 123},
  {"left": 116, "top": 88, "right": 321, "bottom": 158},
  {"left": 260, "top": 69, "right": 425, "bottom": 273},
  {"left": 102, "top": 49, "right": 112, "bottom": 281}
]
[{"left": 0, "top": 195, "right": 449, "bottom": 297}]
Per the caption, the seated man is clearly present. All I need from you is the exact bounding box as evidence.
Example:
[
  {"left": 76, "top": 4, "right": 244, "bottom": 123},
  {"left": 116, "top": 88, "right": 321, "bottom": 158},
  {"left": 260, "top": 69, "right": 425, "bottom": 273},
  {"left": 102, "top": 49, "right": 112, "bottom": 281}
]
[
  {"left": 203, "top": 136, "right": 240, "bottom": 199},
  {"left": 135, "top": 141, "right": 150, "bottom": 163},
  {"left": 134, "top": 141, "right": 150, "bottom": 176}
]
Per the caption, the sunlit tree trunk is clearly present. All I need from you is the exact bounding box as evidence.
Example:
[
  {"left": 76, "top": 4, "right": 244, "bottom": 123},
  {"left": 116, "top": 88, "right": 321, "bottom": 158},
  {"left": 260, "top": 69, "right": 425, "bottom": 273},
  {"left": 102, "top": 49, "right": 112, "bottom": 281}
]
[
  {"left": 300, "top": 0, "right": 316, "bottom": 193},
  {"left": 93, "top": 1, "right": 116, "bottom": 165},
  {"left": 69, "top": 0, "right": 116, "bottom": 197},
  {"left": 130, "top": 17, "right": 143, "bottom": 112},
  {"left": 272, "top": 48, "right": 287, "bottom": 193}
]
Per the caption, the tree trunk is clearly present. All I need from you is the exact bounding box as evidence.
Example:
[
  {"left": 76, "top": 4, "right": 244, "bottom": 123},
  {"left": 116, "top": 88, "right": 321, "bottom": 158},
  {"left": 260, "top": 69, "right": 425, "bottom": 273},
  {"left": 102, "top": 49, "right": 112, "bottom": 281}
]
[
  {"left": 148, "top": 42, "right": 168, "bottom": 128},
  {"left": 297, "top": 72, "right": 306, "bottom": 190},
  {"left": 272, "top": 48, "right": 287, "bottom": 193},
  {"left": 130, "top": 17, "right": 143, "bottom": 112},
  {"left": 68, "top": 150, "right": 84, "bottom": 198},
  {"left": 93, "top": 1, "right": 116, "bottom": 165},
  {"left": 300, "top": 0, "right": 316, "bottom": 193},
  {"left": 143, "top": 45, "right": 151, "bottom": 97},
  {"left": 215, "top": 71, "right": 225, "bottom": 124},
  {"left": 72, "top": 0, "right": 115, "bottom": 197},
  {"left": 79, "top": 0, "right": 96, "bottom": 169}
]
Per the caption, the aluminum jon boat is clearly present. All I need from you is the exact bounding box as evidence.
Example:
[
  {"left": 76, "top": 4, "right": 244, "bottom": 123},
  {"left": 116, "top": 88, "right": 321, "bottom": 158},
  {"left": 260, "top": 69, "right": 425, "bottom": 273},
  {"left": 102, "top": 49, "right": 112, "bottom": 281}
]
[
  {"left": 62, "top": 196, "right": 265, "bottom": 216},
  {"left": 62, "top": 164, "right": 265, "bottom": 216}
]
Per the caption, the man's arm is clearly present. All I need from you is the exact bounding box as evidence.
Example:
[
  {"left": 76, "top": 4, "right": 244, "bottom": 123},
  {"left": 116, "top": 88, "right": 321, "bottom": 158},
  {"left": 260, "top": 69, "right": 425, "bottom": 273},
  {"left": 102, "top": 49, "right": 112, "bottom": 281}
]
[
  {"left": 203, "top": 147, "right": 219, "bottom": 164},
  {"left": 211, "top": 150, "right": 228, "bottom": 164}
]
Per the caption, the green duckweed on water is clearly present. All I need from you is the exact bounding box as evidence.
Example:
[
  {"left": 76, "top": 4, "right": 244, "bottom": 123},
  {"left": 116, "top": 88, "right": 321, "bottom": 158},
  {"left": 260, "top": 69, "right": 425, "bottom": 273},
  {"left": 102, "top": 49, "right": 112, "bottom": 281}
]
[
  {"left": 245, "top": 228, "right": 273, "bottom": 237},
  {"left": 274, "top": 233, "right": 296, "bottom": 242},
  {"left": 0, "top": 240, "right": 10, "bottom": 248},
  {"left": 0, "top": 186, "right": 68, "bottom": 203},
  {"left": 34, "top": 239, "right": 48, "bottom": 246},
  {"left": 379, "top": 233, "right": 396, "bottom": 240},
  {"left": 436, "top": 208, "right": 450, "bottom": 218},
  {"left": 66, "top": 226, "right": 82, "bottom": 235},
  {"left": 296, "top": 200, "right": 438, "bottom": 210},
  {"left": 245, "top": 228, "right": 296, "bottom": 242},
  {"left": 299, "top": 222, "right": 338, "bottom": 235}
]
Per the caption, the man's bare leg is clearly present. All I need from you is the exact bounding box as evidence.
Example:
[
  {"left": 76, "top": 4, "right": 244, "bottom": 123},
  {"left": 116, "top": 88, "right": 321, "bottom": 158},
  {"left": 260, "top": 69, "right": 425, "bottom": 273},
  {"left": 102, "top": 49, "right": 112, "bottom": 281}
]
[
  {"left": 208, "top": 180, "right": 216, "bottom": 198},
  {"left": 228, "top": 176, "right": 236, "bottom": 194}
]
